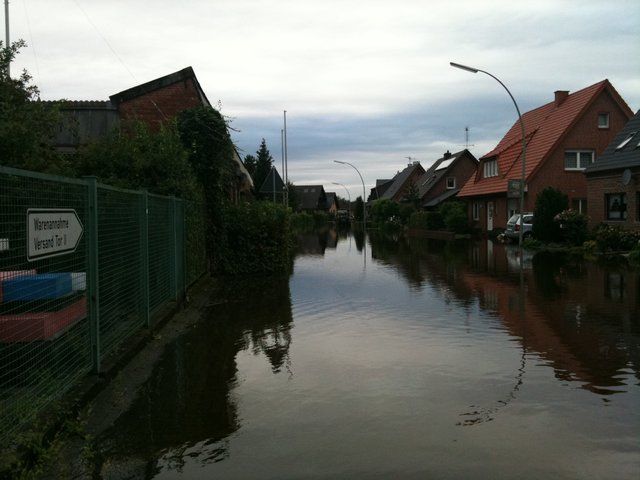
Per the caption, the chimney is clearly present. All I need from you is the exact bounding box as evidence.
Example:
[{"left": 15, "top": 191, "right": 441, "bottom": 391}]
[
  {"left": 554, "top": 90, "right": 569, "bottom": 107},
  {"left": 443, "top": 150, "right": 452, "bottom": 159}
]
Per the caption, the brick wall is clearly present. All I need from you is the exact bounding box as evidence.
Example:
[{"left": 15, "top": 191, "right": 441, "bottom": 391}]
[
  {"left": 528, "top": 90, "right": 631, "bottom": 211},
  {"left": 586, "top": 169, "right": 640, "bottom": 230},
  {"left": 116, "top": 78, "right": 203, "bottom": 127},
  {"left": 424, "top": 154, "right": 478, "bottom": 205}
]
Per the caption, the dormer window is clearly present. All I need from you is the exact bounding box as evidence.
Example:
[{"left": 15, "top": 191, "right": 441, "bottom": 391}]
[
  {"left": 597, "top": 113, "right": 609, "bottom": 129},
  {"left": 483, "top": 159, "right": 498, "bottom": 178},
  {"left": 616, "top": 132, "right": 637, "bottom": 150},
  {"left": 446, "top": 177, "right": 456, "bottom": 189}
]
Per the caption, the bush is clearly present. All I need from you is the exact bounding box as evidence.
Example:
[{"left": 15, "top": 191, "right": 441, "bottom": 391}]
[
  {"left": 533, "top": 187, "right": 568, "bottom": 242},
  {"left": 592, "top": 224, "right": 640, "bottom": 253},
  {"left": 439, "top": 201, "right": 468, "bottom": 233},
  {"left": 426, "top": 211, "right": 445, "bottom": 230},
  {"left": 312, "top": 210, "right": 329, "bottom": 225},
  {"left": 398, "top": 204, "right": 415, "bottom": 225},
  {"left": 523, "top": 237, "right": 543, "bottom": 250},
  {"left": 370, "top": 199, "right": 400, "bottom": 225},
  {"left": 218, "top": 202, "right": 293, "bottom": 275},
  {"left": 629, "top": 243, "right": 640, "bottom": 265},
  {"left": 554, "top": 209, "right": 588, "bottom": 246},
  {"left": 408, "top": 211, "right": 429, "bottom": 229},
  {"left": 291, "top": 212, "right": 314, "bottom": 230}
]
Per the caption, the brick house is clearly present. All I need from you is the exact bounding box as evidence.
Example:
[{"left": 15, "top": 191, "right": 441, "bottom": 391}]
[
  {"left": 370, "top": 161, "right": 425, "bottom": 203},
  {"left": 52, "top": 67, "right": 253, "bottom": 199},
  {"left": 458, "top": 80, "right": 633, "bottom": 233},
  {"left": 294, "top": 185, "right": 327, "bottom": 212},
  {"left": 417, "top": 149, "right": 478, "bottom": 209},
  {"left": 585, "top": 110, "right": 640, "bottom": 230}
]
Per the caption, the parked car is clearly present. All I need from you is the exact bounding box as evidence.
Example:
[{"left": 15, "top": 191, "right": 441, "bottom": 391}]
[{"left": 505, "top": 213, "right": 534, "bottom": 241}]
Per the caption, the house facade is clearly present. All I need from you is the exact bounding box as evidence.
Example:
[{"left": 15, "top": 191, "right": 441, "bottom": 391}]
[
  {"left": 417, "top": 149, "right": 478, "bottom": 209},
  {"left": 295, "top": 185, "right": 327, "bottom": 212},
  {"left": 372, "top": 162, "right": 425, "bottom": 203},
  {"left": 585, "top": 110, "right": 640, "bottom": 230},
  {"left": 458, "top": 80, "right": 633, "bottom": 232}
]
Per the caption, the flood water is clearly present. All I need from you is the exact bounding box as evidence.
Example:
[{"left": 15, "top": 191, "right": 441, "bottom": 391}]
[{"left": 96, "top": 228, "right": 640, "bottom": 479}]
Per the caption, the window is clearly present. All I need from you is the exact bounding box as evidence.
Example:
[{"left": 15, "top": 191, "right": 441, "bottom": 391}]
[
  {"left": 564, "top": 150, "right": 594, "bottom": 170},
  {"left": 571, "top": 198, "right": 588, "bottom": 214},
  {"left": 446, "top": 177, "right": 456, "bottom": 189},
  {"left": 606, "top": 193, "right": 627, "bottom": 220},
  {"left": 616, "top": 132, "right": 637, "bottom": 150},
  {"left": 483, "top": 159, "right": 498, "bottom": 178},
  {"left": 472, "top": 202, "right": 480, "bottom": 221},
  {"left": 597, "top": 113, "right": 609, "bottom": 129}
]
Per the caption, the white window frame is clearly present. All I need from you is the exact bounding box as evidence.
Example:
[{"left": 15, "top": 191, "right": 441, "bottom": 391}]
[
  {"left": 446, "top": 177, "right": 456, "bottom": 189},
  {"left": 597, "top": 113, "right": 609, "bottom": 129},
  {"left": 564, "top": 150, "right": 594, "bottom": 171},
  {"left": 472, "top": 202, "right": 480, "bottom": 221},
  {"left": 483, "top": 159, "right": 498, "bottom": 178}
]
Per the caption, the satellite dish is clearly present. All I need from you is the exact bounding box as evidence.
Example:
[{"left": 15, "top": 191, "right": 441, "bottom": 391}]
[{"left": 622, "top": 169, "right": 632, "bottom": 186}]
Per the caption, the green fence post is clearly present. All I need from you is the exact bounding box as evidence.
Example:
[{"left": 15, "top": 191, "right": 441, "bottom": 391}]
[
  {"left": 85, "top": 176, "right": 100, "bottom": 373},
  {"left": 170, "top": 196, "right": 178, "bottom": 301},
  {"left": 140, "top": 190, "right": 150, "bottom": 327},
  {"left": 182, "top": 199, "right": 187, "bottom": 301}
]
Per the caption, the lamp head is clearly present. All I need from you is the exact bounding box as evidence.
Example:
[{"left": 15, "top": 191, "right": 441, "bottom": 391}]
[
  {"left": 334, "top": 160, "right": 346, "bottom": 165},
  {"left": 450, "top": 62, "right": 479, "bottom": 73}
]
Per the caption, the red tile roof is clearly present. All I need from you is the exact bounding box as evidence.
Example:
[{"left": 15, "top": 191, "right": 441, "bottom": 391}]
[{"left": 459, "top": 80, "right": 632, "bottom": 197}]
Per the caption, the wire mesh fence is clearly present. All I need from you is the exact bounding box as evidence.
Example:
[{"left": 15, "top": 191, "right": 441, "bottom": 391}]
[{"left": 0, "top": 166, "right": 207, "bottom": 446}]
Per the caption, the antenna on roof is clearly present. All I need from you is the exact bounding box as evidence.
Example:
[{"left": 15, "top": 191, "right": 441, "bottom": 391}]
[{"left": 460, "top": 126, "right": 475, "bottom": 149}]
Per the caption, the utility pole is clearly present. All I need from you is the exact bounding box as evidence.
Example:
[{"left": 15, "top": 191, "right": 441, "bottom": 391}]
[
  {"left": 281, "top": 129, "right": 285, "bottom": 206},
  {"left": 4, "top": 0, "right": 9, "bottom": 77},
  {"left": 283, "top": 110, "right": 289, "bottom": 206}
]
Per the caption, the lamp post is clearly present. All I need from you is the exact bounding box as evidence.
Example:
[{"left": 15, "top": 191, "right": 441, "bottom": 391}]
[
  {"left": 450, "top": 62, "right": 526, "bottom": 249},
  {"left": 334, "top": 160, "right": 366, "bottom": 228},
  {"left": 332, "top": 181, "right": 351, "bottom": 218}
]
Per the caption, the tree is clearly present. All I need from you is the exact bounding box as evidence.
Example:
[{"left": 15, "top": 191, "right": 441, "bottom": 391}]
[
  {"left": 354, "top": 196, "right": 364, "bottom": 221},
  {"left": 0, "top": 40, "right": 71, "bottom": 174},
  {"left": 253, "top": 139, "right": 273, "bottom": 192},
  {"left": 403, "top": 181, "right": 421, "bottom": 209},
  {"left": 533, "top": 187, "right": 568, "bottom": 242},
  {"left": 243, "top": 154, "right": 257, "bottom": 178},
  {"left": 286, "top": 181, "right": 298, "bottom": 209}
]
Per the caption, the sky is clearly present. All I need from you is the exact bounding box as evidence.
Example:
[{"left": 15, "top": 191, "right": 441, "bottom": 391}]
[{"left": 6, "top": 0, "right": 640, "bottom": 198}]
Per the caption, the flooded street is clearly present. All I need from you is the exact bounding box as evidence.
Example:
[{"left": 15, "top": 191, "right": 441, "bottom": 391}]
[{"left": 96, "top": 229, "right": 640, "bottom": 479}]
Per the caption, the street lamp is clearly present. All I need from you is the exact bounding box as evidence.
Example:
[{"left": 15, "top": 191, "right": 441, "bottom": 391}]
[
  {"left": 332, "top": 182, "right": 351, "bottom": 218},
  {"left": 334, "top": 160, "right": 366, "bottom": 228},
  {"left": 450, "top": 61, "right": 526, "bottom": 248}
]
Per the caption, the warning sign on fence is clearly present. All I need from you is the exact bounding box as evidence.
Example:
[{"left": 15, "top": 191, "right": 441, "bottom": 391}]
[{"left": 27, "top": 209, "right": 84, "bottom": 261}]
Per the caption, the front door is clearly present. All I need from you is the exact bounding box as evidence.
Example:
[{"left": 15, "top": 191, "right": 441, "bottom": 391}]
[{"left": 487, "top": 201, "right": 494, "bottom": 231}]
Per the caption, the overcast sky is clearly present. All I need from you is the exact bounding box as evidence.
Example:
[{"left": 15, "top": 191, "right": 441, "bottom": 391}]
[{"left": 7, "top": 0, "right": 640, "bottom": 198}]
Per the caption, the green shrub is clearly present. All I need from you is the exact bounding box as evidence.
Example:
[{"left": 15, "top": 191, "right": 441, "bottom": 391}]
[
  {"left": 218, "top": 202, "right": 293, "bottom": 275},
  {"left": 439, "top": 201, "right": 468, "bottom": 233},
  {"left": 370, "top": 198, "right": 400, "bottom": 225},
  {"left": 312, "top": 210, "right": 329, "bottom": 225},
  {"left": 533, "top": 187, "right": 568, "bottom": 242},
  {"left": 408, "top": 211, "right": 429, "bottom": 229},
  {"left": 523, "top": 237, "right": 542, "bottom": 250},
  {"left": 582, "top": 240, "right": 598, "bottom": 256},
  {"left": 629, "top": 242, "right": 640, "bottom": 265},
  {"left": 592, "top": 224, "right": 640, "bottom": 253},
  {"left": 426, "top": 211, "right": 445, "bottom": 230},
  {"left": 554, "top": 209, "right": 588, "bottom": 246},
  {"left": 398, "top": 204, "right": 416, "bottom": 225},
  {"left": 291, "top": 212, "right": 314, "bottom": 230}
]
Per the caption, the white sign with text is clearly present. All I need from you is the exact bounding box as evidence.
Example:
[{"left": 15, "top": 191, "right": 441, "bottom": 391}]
[{"left": 27, "top": 209, "right": 84, "bottom": 261}]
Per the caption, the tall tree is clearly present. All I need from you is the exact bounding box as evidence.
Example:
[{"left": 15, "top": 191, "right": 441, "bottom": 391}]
[
  {"left": 403, "top": 181, "right": 421, "bottom": 209},
  {"left": 0, "top": 40, "right": 70, "bottom": 174},
  {"left": 253, "top": 138, "right": 273, "bottom": 191},
  {"left": 244, "top": 154, "right": 257, "bottom": 179}
]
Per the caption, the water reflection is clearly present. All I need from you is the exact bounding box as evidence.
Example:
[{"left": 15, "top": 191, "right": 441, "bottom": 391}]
[
  {"left": 369, "top": 233, "right": 640, "bottom": 396},
  {"left": 96, "top": 277, "right": 294, "bottom": 473}
]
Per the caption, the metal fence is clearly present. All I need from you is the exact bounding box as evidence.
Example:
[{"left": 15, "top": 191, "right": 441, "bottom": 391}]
[{"left": 0, "top": 165, "right": 207, "bottom": 445}]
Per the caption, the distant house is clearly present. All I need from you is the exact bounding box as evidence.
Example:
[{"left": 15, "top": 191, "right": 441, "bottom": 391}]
[
  {"left": 295, "top": 185, "right": 327, "bottom": 212},
  {"left": 368, "top": 179, "right": 393, "bottom": 202},
  {"left": 458, "top": 80, "right": 633, "bottom": 233},
  {"left": 373, "top": 161, "right": 425, "bottom": 203},
  {"left": 258, "top": 167, "right": 285, "bottom": 202},
  {"left": 325, "top": 192, "right": 338, "bottom": 215},
  {"left": 417, "top": 149, "right": 478, "bottom": 209},
  {"left": 50, "top": 67, "right": 253, "bottom": 199},
  {"left": 585, "top": 110, "right": 640, "bottom": 230}
]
